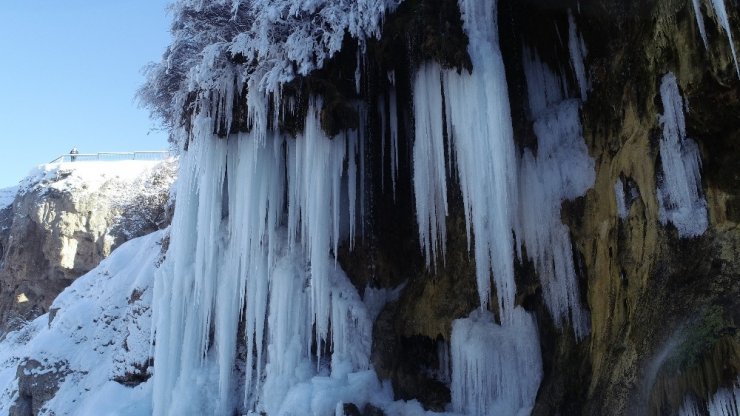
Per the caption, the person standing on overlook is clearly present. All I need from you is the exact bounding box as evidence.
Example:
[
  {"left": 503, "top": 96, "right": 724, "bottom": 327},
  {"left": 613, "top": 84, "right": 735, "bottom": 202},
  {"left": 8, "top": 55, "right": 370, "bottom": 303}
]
[{"left": 69, "top": 147, "right": 79, "bottom": 162}]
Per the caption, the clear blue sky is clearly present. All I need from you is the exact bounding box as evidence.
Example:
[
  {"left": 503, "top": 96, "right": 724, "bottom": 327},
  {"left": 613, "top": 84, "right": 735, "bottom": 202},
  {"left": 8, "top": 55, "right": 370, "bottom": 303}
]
[{"left": 0, "top": 0, "right": 172, "bottom": 188}]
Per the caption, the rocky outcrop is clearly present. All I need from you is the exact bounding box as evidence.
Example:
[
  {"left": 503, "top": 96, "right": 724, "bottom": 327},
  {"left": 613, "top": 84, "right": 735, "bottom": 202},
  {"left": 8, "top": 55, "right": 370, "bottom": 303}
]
[
  {"left": 8, "top": 359, "right": 71, "bottom": 416},
  {"left": 0, "top": 160, "right": 175, "bottom": 331}
]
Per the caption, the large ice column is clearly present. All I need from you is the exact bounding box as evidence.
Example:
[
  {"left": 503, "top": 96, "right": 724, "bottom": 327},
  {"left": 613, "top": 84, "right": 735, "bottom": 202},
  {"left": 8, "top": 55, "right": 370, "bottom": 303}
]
[
  {"left": 152, "top": 116, "right": 229, "bottom": 416},
  {"left": 656, "top": 73, "right": 708, "bottom": 238},
  {"left": 450, "top": 308, "right": 543, "bottom": 416},
  {"left": 518, "top": 51, "right": 594, "bottom": 340}
]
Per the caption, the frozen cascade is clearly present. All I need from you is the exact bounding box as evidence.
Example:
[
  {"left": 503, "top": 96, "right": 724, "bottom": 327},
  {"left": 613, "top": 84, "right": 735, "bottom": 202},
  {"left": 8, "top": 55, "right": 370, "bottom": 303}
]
[
  {"left": 450, "top": 308, "right": 543, "bottom": 416},
  {"left": 656, "top": 73, "right": 708, "bottom": 238},
  {"left": 153, "top": 100, "right": 382, "bottom": 415},
  {"left": 518, "top": 51, "right": 594, "bottom": 339}
]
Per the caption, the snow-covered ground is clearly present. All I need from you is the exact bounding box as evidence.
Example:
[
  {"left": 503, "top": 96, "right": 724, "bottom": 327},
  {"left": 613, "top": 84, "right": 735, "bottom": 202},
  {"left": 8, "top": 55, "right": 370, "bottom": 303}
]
[{"left": 0, "top": 230, "right": 165, "bottom": 415}]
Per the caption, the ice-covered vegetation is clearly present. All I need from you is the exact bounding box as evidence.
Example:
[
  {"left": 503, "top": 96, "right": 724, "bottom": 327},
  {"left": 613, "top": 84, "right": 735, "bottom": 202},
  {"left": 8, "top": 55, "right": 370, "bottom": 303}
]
[{"left": 139, "top": 0, "right": 401, "bottom": 136}]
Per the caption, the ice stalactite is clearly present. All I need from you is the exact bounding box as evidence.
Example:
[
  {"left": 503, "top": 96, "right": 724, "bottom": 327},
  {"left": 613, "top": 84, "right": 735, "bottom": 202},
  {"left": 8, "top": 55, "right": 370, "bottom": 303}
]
[
  {"left": 709, "top": 0, "right": 740, "bottom": 77},
  {"left": 153, "top": 100, "right": 376, "bottom": 415},
  {"left": 691, "top": 0, "right": 739, "bottom": 77},
  {"left": 692, "top": 0, "right": 710, "bottom": 50},
  {"left": 656, "top": 73, "right": 708, "bottom": 238},
  {"left": 388, "top": 71, "right": 400, "bottom": 198},
  {"left": 450, "top": 308, "right": 543, "bottom": 416},
  {"left": 518, "top": 50, "right": 594, "bottom": 340},
  {"left": 377, "top": 83, "right": 400, "bottom": 199},
  {"left": 568, "top": 9, "right": 590, "bottom": 101},
  {"left": 413, "top": 63, "right": 449, "bottom": 270}
]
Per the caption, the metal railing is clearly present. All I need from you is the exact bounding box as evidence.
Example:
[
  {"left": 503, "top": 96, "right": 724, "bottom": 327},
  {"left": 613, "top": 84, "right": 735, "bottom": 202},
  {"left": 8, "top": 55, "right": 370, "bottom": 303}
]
[{"left": 49, "top": 151, "right": 173, "bottom": 164}]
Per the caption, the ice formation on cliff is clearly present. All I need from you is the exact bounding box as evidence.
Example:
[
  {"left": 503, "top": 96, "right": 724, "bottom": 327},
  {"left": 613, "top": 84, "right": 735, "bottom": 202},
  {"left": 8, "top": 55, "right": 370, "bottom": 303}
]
[{"left": 656, "top": 73, "right": 708, "bottom": 238}]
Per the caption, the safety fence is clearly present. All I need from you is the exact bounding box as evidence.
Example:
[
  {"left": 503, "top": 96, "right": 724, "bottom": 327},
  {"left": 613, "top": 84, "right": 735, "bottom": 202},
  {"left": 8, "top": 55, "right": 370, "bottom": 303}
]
[{"left": 49, "top": 151, "right": 173, "bottom": 164}]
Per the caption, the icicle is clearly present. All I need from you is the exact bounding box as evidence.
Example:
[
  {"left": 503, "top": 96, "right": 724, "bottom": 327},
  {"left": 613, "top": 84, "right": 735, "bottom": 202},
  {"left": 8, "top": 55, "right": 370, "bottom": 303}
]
[
  {"left": 347, "top": 131, "right": 358, "bottom": 250},
  {"left": 355, "top": 49, "right": 362, "bottom": 94},
  {"left": 568, "top": 9, "right": 589, "bottom": 101},
  {"left": 289, "top": 101, "right": 347, "bottom": 346},
  {"left": 708, "top": 0, "right": 740, "bottom": 77},
  {"left": 656, "top": 73, "right": 708, "bottom": 238},
  {"left": 412, "top": 63, "right": 448, "bottom": 269},
  {"left": 389, "top": 87, "right": 400, "bottom": 198},
  {"left": 358, "top": 105, "right": 367, "bottom": 237},
  {"left": 450, "top": 308, "right": 543, "bottom": 416},
  {"left": 378, "top": 94, "right": 387, "bottom": 192},
  {"left": 692, "top": 0, "right": 710, "bottom": 49}
]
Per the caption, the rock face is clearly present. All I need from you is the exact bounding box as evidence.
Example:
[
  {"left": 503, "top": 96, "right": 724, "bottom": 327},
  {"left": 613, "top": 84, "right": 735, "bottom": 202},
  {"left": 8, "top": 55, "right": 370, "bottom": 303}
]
[{"left": 0, "top": 159, "right": 175, "bottom": 331}]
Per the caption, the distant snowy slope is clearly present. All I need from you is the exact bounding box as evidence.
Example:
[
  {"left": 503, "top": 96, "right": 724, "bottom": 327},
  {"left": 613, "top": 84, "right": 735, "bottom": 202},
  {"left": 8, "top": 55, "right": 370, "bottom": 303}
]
[{"left": 0, "top": 230, "right": 164, "bottom": 415}]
